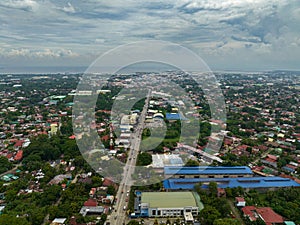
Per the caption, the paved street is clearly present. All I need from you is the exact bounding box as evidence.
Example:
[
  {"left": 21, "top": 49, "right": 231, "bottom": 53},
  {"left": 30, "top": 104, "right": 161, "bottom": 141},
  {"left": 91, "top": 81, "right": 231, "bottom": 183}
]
[
  {"left": 0, "top": 163, "right": 22, "bottom": 177},
  {"left": 108, "top": 90, "right": 151, "bottom": 225}
]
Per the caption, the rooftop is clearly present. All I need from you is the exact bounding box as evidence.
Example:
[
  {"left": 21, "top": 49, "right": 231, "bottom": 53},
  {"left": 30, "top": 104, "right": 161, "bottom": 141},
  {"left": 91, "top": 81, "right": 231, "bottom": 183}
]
[
  {"left": 52, "top": 218, "right": 67, "bottom": 224},
  {"left": 164, "top": 166, "right": 253, "bottom": 175},
  {"left": 79, "top": 206, "right": 104, "bottom": 217},
  {"left": 141, "top": 192, "right": 198, "bottom": 208},
  {"left": 166, "top": 113, "right": 186, "bottom": 120},
  {"left": 284, "top": 222, "right": 296, "bottom": 225},
  {"left": 256, "top": 207, "right": 284, "bottom": 224},
  {"left": 164, "top": 176, "right": 300, "bottom": 189}
]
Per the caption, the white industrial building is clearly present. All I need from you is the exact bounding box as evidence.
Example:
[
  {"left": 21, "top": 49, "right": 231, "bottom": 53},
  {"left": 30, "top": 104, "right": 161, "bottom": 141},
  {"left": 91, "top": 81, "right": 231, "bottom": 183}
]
[{"left": 139, "top": 192, "right": 202, "bottom": 220}]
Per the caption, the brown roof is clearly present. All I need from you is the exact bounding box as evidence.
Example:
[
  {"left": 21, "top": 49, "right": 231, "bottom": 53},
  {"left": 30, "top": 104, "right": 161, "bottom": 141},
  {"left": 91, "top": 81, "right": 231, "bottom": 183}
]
[
  {"left": 84, "top": 198, "right": 97, "bottom": 207},
  {"left": 236, "top": 197, "right": 245, "bottom": 202},
  {"left": 256, "top": 207, "right": 284, "bottom": 225},
  {"left": 242, "top": 206, "right": 257, "bottom": 221}
]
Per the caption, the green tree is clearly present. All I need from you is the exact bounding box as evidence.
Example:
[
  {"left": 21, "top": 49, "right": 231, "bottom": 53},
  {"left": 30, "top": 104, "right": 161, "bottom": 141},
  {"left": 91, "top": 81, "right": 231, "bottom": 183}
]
[
  {"left": 0, "top": 215, "right": 30, "bottom": 225},
  {"left": 107, "top": 185, "right": 116, "bottom": 195},
  {"left": 136, "top": 152, "right": 152, "bottom": 166},
  {"left": 0, "top": 156, "right": 13, "bottom": 174},
  {"left": 213, "top": 218, "right": 241, "bottom": 225},
  {"left": 200, "top": 205, "right": 221, "bottom": 225},
  {"left": 208, "top": 182, "right": 218, "bottom": 197},
  {"left": 185, "top": 159, "right": 200, "bottom": 167}
]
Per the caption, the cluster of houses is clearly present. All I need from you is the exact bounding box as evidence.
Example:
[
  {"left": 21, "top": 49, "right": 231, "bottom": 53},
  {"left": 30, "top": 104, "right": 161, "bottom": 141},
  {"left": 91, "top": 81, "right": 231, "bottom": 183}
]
[
  {"left": 0, "top": 76, "right": 78, "bottom": 166},
  {"left": 218, "top": 74, "right": 300, "bottom": 178},
  {"left": 77, "top": 179, "right": 117, "bottom": 223},
  {"left": 235, "top": 197, "right": 296, "bottom": 225}
]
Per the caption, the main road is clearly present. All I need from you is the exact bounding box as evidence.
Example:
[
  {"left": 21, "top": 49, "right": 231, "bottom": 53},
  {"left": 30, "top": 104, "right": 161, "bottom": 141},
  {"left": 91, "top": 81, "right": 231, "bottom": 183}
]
[{"left": 108, "top": 90, "right": 151, "bottom": 225}]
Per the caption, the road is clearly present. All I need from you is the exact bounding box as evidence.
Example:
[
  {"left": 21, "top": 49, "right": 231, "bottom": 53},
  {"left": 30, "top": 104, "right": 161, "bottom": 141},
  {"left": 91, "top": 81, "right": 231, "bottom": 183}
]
[
  {"left": 252, "top": 148, "right": 274, "bottom": 165},
  {"left": 0, "top": 163, "right": 22, "bottom": 177},
  {"left": 108, "top": 90, "right": 151, "bottom": 225},
  {"left": 227, "top": 199, "right": 245, "bottom": 225}
]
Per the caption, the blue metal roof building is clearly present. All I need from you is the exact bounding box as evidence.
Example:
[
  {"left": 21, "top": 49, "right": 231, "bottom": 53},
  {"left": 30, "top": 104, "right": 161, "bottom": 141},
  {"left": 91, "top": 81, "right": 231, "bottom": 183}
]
[
  {"left": 164, "top": 166, "right": 253, "bottom": 176},
  {"left": 163, "top": 177, "right": 300, "bottom": 190},
  {"left": 165, "top": 113, "right": 187, "bottom": 120}
]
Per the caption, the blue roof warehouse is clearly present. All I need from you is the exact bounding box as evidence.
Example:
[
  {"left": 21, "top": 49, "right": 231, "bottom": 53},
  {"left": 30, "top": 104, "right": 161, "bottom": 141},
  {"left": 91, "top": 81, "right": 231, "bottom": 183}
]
[
  {"left": 164, "top": 177, "right": 300, "bottom": 190},
  {"left": 164, "top": 166, "right": 253, "bottom": 179},
  {"left": 163, "top": 166, "right": 300, "bottom": 191}
]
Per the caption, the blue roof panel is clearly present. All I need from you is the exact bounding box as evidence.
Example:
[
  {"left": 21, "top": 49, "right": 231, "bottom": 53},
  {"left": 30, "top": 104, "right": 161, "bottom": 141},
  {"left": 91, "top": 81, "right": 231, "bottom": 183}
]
[
  {"left": 164, "top": 166, "right": 253, "bottom": 175},
  {"left": 166, "top": 113, "right": 181, "bottom": 120},
  {"left": 164, "top": 176, "right": 300, "bottom": 189}
]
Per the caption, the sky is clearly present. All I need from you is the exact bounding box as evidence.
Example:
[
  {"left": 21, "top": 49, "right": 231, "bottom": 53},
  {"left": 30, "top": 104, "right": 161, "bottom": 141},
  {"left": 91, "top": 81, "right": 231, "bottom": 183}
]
[{"left": 0, "top": 0, "right": 300, "bottom": 72}]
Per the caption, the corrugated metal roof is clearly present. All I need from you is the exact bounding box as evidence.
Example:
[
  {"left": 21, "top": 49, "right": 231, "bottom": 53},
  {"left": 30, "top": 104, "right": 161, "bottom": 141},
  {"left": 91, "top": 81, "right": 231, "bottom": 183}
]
[
  {"left": 164, "top": 176, "right": 300, "bottom": 189},
  {"left": 164, "top": 166, "right": 253, "bottom": 175}
]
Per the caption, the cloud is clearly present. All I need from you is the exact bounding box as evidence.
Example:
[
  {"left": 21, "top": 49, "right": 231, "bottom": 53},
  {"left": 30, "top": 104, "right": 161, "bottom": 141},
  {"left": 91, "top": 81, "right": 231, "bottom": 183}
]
[
  {"left": 0, "top": 0, "right": 38, "bottom": 11},
  {"left": 61, "top": 2, "right": 76, "bottom": 13},
  {"left": 231, "top": 35, "right": 263, "bottom": 44},
  {"left": 0, "top": 48, "right": 79, "bottom": 58},
  {"left": 0, "top": 0, "right": 300, "bottom": 70}
]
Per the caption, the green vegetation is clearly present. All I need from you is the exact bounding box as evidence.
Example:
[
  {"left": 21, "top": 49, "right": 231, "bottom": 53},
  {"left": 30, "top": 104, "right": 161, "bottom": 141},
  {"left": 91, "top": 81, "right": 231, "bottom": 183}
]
[
  {"left": 136, "top": 152, "right": 152, "bottom": 166},
  {"left": 23, "top": 134, "right": 81, "bottom": 171},
  {"left": 184, "top": 159, "right": 199, "bottom": 167},
  {"left": 0, "top": 156, "right": 13, "bottom": 174},
  {"left": 213, "top": 218, "right": 241, "bottom": 225},
  {"left": 244, "top": 188, "right": 300, "bottom": 224},
  {"left": 132, "top": 98, "right": 146, "bottom": 112},
  {"left": 195, "top": 182, "right": 241, "bottom": 225},
  {"left": 142, "top": 128, "right": 151, "bottom": 140},
  {"left": 0, "top": 215, "right": 31, "bottom": 225},
  {"left": 127, "top": 220, "right": 139, "bottom": 225},
  {"left": 1, "top": 178, "right": 61, "bottom": 225}
]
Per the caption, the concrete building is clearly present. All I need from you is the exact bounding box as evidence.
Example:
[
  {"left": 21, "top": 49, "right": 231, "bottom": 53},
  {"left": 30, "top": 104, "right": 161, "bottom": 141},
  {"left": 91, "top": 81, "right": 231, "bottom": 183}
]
[
  {"left": 79, "top": 206, "right": 104, "bottom": 217},
  {"left": 151, "top": 154, "right": 184, "bottom": 169},
  {"left": 139, "top": 192, "right": 202, "bottom": 220},
  {"left": 236, "top": 197, "right": 246, "bottom": 207},
  {"left": 121, "top": 113, "right": 138, "bottom": 125}
]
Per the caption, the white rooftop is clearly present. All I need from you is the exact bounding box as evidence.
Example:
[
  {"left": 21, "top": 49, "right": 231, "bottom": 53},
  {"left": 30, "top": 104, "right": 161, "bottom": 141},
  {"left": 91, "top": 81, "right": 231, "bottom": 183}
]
[
  {"left": 52, "top": 218, "right": 67, "bottom": 224},
  {"left": 152, "top": 154, "right": 184, "bottom": 168}
]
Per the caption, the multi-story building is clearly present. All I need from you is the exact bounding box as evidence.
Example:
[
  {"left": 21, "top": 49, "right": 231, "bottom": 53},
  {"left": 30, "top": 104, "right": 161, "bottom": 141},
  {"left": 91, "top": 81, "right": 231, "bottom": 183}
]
[{"left": 136, "top": 192, "right": 202, "bottom": 221}]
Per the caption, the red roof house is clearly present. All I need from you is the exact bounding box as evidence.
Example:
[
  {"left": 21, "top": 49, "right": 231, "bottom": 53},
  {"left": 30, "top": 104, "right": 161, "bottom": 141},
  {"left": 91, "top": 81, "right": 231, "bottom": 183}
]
[
  {"left": 242, "top": 206, "right": 284, "bottom": 225},
  {"left": 256, "top": 207, "right": 284, "bottom": 225},
  {"left": 14, "top": 150, "right": 23, "bottom": 161},
  {"left": 14, "top": 140, "right": 24, "bottom": 148},
  {"left": 69, "top": 135, "right": 76, "bottom": 139},
  {"left": 242, "top": 206, "right": 257, "bottom": 221},
  {"left": 102, "top": 178, "right": 114, "bottom": 187},
  {"left": 84, "top": 198, "right": 97, "bottom": 207}
]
